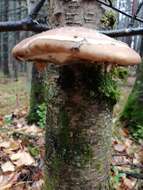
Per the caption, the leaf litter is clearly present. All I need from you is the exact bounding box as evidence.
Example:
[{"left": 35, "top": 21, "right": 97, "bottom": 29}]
[
  {"left": 0, "top": 109, "right": 44, "bottom": 190},
  {"left": 0, "top": 108, "right": 143, "bottom": 189}
]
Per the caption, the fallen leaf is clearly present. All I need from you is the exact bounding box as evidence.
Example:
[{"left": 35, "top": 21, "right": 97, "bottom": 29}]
[
  {"left": 0, "top": 173, "right": 19, "bottom": 189},
  {"left": 10, "top": 141, "right": 20, "bottom": 151},
  {"left": 10, "top": 151, "right": 35, "bottom": 167},
  {"left": 112, "top": 155, "right": 131, "bottom": 166},
  {"left": 0, "top": 116, "right": 4, "bottom": 127},
  {"left": 1, "top": 161, "right": 15, "bottom": 172},
  {"left": 0, "top": 141, "right": 10, "bottom": 148},
  {"left": 114, "top": 144, "right": 126, "bottom": 153},
  {"left": 120, "top": 176, "right": 136, "bottom": 190},
  {"left": 32, "top": 179, "right": 44, "bottom": 190},
  {"left": 11, "top": 182, "right": 26, "bottom": 190},
  {"left": 0, "top": 174, "right": 13, "bottom": 189}
]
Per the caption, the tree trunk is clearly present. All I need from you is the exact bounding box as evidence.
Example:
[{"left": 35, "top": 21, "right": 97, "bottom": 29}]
[
  {"left": 27, "top": 64, "right": 47, "bottom": 124},
  {"left": 27, "top": 0, "right": 48, "bottom": 124},
  {"left": 44, "top": 1, "right": 115, "bottom": 189},
  {"left": 3, "top": 0, "right": 10, "bottom": 77},
  {"left": 45, "top": 64, "right": 114, "bottom": 190},
  {"left": 120, "top": 62, "right": 143, "bottom": 139}
]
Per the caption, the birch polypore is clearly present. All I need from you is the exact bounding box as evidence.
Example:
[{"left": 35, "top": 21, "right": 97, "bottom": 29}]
[{"left": 12, "top": 27, "right": 141, "bottom": 66}]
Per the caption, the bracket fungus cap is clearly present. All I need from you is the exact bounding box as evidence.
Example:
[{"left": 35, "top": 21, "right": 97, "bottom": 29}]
[{"left": 12, "top": 27, "right": 141, "bottom": 66}]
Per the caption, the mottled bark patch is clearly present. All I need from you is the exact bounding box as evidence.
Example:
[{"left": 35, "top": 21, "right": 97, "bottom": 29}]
[
  {"left": 48, "top": 0, "right": 104, "bottom": 29},
  {"left": 44, "top": 63, "right": 116, "bottom": 190}
]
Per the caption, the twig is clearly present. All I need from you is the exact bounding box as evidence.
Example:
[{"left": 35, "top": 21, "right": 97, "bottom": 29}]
[
  {"left": 135, "top": 1, "right": 143, "bottom": 17},
  {"left": 29, "top": 0, "right": 46, "bottom": 20},
  {"left": 101, "top": 27, "right": 143, "bottom": 37},
  {"left": 119, "top": 171, "right": 143, "bottom": 179},
  {"left": 0, "top": 0, "right": 49, "bottom": 32},
  {"left": 0, "top": 19, "right": 49, "bottom": 32},
  {"left": 113, "top": 163, "right": 143, "bottom": 169},
  {"left": 96, "top": 0, "right": 143, "bottom": 23},
  {"left": 112, "top": 153, "right": 130, "bottom": 157},
  {"left": 106, "top": 0, "right": 112, "bottom": 6},
  {"left": 1, "top": 0, "right": 143, "bottom": 37}
]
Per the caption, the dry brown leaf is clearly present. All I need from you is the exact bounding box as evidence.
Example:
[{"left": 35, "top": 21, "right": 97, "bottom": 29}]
[
  {"left": 120, "top": 176, "right": 136, "bottom": 190},
  {"left": 0, "top": 116, "right": 4, "bottom": 127},
  {"left": 137, "top": 148, "right": 143, "bottom": 164},
  {"left": 0, "top": 141, "right": 10, "bottom": 148},
  {"left": 32, "top": 179, "right": 44, "bottom": 190},
  {"left": 120, "top": 128, "right": 129, "bottom": 137},
  {"left": 112, "top": 155, "right": 131, "bottom": 166},
  {"left": 10, "top": 151, "right": 35, "bottom": 167},
  {"left": 0, "top": 173, "right": 17, "bottom": 190},
  {"left": 9, "top": 141, "right": 20, "bottom": 151},
  {"left": 24, "top": 125, "right": 42, "bottom": 134},
  {"left": 11, "top": 182, "right": 26, "bottom": 190},
  {"left": 114, "top": 144, "right": 126, "bottom": 153},
  {"left": 124, "top": 139, "right": 133, "bottom": 148},
  {"left": 1, "top": 161, "right": 15, "bottom": 172}
]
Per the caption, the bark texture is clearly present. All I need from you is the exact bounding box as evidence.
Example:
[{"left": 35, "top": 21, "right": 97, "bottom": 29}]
[
  {"left": 45, "top": 64, "right": 113, "bottom": 190},
  {"left": 3, "top": 0, "right": 10, "bottom": 76},
  {"left": 45, "top": 1, "right": 113, "bottom": 189},
  {"left": 120, "top": 62, "right": 143, "bottom": 139},
  {"left": 47, "top": 0, "right": 104, "bottom": 29},
  {"left": 27, "top": 64, "right": 47, "bottom": 124}
]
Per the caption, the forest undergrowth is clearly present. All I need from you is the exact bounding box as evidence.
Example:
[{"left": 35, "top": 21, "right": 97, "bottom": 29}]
[{"left": 0, "top": 76, "right": 143, "bottom": 190}]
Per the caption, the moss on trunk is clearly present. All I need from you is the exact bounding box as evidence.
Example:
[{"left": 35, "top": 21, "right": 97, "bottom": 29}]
[
  {"left": 43, "top": 0, "right": 118, "bottom": 189},
  {"left": 44, "top": 63, "right": 117, "bottom": 190},
  {"left": 27, "top": 64, "right": 47, "bottom": 124},
  {"left": 120, "top": 62, "right": 143, "bottom": 139}
]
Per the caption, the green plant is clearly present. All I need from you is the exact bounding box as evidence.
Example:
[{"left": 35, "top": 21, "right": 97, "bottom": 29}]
[
  {"left": 36, "top": 103, "right": 47, "bottom": 128},
  {"left": 131, "top": 124, "right": 143, "bottom": 140},
  {"left": 101, "top": 11, "right": 116, "bottom": 28},
  {"left": 110, "top": 166, "right": 125, "bottom": 189},
  {"left": 4, "top": 114, "right": 12, "bottom": 125},
  {"left": 28, "top": 145, "right": 40, "bottom": 157}
]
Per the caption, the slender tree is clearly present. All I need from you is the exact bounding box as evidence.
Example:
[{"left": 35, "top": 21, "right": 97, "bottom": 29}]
[
  {"left": 26, "top": 0, "right": 48, "bottom": 124},
  {"left": 3, "top": 0, "right": 10, "bottom": 76}
]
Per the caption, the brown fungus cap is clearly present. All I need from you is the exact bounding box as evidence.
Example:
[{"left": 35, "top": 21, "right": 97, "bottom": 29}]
[{"left": 12, "top": 27, "right": 141, "bottom": 66}]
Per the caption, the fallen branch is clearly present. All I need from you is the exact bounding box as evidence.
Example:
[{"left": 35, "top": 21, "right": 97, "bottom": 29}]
[
  {"left": 120, "top": 171, "right": 143, "bottom": 179},
  {"left": 113, "top": 163, "right": 143, "bottom": 169}
]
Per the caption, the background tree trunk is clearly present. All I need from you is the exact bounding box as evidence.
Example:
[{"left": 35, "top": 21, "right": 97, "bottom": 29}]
[
  {"left": 120, "top": 62, "right": 143, "bottom": 138},
  {"left": 27, "top": 64, "right": 47, "bottom": 124},
  {"left": 26, "top": 0, "right": 47, "bottom": 124},
  {"left": 44, "top": 0, "right": 115, "bottom": 189},
  {"left": 3, "top": 0, "right": 10, "bottom": 77}
]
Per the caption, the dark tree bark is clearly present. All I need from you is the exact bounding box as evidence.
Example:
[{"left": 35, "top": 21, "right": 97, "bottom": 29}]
[
  {"left": 120, "top": 62, "right": 143, "bottom": 139},
  {"left": 27, "top": 0, "right": 48, "bottom": 124},
  {"left": 45, "top": 64, "right": 114, "bottom": 190},
  {"left": 44, "top": 0, "right": 115, "bottom": 189},
  {"left": 12, "top": 0, "right": 21, "bottom": 80},
  {"left": 3, "top": 0, "right": 10, "bottom": 76},
  {"left": 27, "top": 64, "right": 47, "bottom": 124}
]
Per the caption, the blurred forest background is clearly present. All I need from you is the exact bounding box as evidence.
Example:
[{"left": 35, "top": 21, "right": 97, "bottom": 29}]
[{"left": 0, "top": 0, "right": 143, "bottom": 189}]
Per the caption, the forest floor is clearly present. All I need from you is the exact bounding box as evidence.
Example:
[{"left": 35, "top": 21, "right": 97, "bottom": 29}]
[
  {"left": 0, "top": 76, "right": 143, "bottom": 190},
  {"left": 0, "top": 75, "right": 29, "bottom": 116}
]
